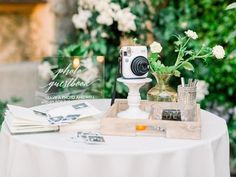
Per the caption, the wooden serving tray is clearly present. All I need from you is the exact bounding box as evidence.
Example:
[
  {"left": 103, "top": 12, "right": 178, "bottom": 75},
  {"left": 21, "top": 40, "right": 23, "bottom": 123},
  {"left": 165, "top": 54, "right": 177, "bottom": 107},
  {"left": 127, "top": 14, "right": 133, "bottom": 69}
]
[{"left": 100, "top": 100, "right": 201, "bottom": 139}]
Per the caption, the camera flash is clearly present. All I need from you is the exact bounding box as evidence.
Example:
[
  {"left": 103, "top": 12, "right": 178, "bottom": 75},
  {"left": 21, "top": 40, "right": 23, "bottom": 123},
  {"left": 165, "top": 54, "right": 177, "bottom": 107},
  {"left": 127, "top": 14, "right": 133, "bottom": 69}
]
[{"left": 127, "top": 47, "right": 132, "bottom": 56}]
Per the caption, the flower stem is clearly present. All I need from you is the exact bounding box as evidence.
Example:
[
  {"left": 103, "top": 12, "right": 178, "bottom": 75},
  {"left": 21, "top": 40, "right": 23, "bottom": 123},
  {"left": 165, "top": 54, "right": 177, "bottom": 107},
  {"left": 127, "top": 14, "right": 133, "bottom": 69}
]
[
  {"left": 175, "top": 44, "right": 209, "bottom": 69},
  {"left": 174, "top": 37, "right": 190, "bottom": 66},
  {"left": 176, "top": 53, "right": 212, "bottom": 69}
]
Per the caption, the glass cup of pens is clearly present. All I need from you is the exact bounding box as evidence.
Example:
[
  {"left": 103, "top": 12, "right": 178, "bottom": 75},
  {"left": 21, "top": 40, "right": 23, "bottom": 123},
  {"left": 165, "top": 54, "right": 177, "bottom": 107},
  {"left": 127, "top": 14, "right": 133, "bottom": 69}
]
[{"left": 177, "top": 78, "right": 197, "bottom": 121}]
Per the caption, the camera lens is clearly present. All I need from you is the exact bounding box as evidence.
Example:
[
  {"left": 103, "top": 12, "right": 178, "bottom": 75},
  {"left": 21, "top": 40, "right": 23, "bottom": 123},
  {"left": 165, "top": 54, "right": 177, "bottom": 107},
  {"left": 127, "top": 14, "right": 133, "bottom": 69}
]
[{"left": 131, "top": 56, "right": 149, "bottom": 76}]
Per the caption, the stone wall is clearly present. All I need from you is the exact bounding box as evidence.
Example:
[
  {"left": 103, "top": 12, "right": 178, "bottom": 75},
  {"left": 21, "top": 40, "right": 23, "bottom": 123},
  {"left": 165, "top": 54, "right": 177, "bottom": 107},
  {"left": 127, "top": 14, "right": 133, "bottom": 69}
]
[
  {"left": 0, "top": 0, "right": 77, "bottom": 64},
  {"left": 0, "top": 12, "right": 31, "bottom": 63}
]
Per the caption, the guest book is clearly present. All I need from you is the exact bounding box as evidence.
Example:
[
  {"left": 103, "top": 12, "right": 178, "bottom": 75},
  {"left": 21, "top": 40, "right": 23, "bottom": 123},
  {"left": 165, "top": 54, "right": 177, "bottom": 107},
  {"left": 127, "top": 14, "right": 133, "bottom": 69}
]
[{"left": 5, "top": 102, "right": 101, "bottom": 135}]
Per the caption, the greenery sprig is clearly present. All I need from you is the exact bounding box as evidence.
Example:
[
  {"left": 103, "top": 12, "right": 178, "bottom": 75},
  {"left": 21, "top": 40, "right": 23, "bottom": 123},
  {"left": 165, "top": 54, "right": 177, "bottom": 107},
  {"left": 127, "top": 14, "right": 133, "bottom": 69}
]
[{"left": 148, "top": 30, "right": 225, "bottom": 77}]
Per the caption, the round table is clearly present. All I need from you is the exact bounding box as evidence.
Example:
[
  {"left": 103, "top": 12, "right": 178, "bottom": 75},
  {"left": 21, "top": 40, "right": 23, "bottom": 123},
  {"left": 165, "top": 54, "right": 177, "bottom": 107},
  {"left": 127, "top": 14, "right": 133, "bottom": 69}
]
[{"left": 0, "top": 99, "right": 230, "bottom": 177}]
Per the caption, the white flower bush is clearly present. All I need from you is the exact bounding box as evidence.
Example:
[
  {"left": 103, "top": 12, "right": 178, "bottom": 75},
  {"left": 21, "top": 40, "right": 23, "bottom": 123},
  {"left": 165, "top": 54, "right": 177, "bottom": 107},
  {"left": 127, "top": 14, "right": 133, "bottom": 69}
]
[
  {"left": 115, "top": 8, "right": 137, "bottom": 32},
  {"left": 212, "top": 45, "right": 225, "bottom": 59},
  {"left": 96, "top": 0, "right": 112, "bottom": 12},
  {"left": 110, "top": 3, "right": 121, "bottom": 12},
  {"left": 72, "top": 0, "right": 136, "bottom": 33},
  {"left": 150, "top": 41, "right": 162, "bottom": 53},
  {"left": 96, "top": 12, "right": 113, "bottom": 26},
  {"left": 196, "top": 80, "right": 209, "bottom": 102},
  {"left": 185, "top": 30, "right": 198, "bottom": 40},
  {"left": 72, "top": 9, "right": 92, "bottom": 30}
]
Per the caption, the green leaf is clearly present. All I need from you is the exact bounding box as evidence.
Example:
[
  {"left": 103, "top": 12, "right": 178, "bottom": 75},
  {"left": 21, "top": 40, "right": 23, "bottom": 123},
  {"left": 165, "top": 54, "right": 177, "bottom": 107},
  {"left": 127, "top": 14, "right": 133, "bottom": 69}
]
[
  {"left": 174, "top": 41, "right": 182, "bottom": 46},
  {"left": 226, "top": 2, "right": 236, "bottom": 10},
  {"left": 173, "top": 70, "right": 181, "bottom": 77},
  {"left": 156, "top": 60, "right": 162, "bottom": 66},
  {"left": 100, "top": 44, "right": 107, "bottom": 55},
  {"left": 72, "top": 46, "right": 87, "bottom": 56},
  {"left": 151, "top": 62, "right": 158, "bottom": 71},
  {"left": 182, "top": 62, "right": 194, "bottom": 71},
  {"left": 149, "top": 53, "right": 158, "bottom": 61}
]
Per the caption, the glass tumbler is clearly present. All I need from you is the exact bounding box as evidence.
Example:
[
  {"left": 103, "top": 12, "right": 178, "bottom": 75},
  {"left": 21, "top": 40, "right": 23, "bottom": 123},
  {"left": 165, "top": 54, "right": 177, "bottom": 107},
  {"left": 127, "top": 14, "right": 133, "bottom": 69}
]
[{"left": 177, "top": 85, "right": 197, "bottom": 121}]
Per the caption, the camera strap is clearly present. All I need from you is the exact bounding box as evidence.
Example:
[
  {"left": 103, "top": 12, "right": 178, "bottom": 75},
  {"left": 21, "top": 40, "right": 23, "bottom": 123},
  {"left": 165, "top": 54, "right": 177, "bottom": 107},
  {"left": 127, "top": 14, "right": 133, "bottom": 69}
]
[{"left": 110, "top": 57, "right": 121, "bottom": 106}]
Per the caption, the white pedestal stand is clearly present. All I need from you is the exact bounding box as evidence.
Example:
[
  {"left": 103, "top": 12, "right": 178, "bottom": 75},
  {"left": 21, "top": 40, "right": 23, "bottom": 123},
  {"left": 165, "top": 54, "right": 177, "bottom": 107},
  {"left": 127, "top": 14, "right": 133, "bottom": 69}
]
[{"left": 117, "top": 77, "right": 152, "bottom": 119}]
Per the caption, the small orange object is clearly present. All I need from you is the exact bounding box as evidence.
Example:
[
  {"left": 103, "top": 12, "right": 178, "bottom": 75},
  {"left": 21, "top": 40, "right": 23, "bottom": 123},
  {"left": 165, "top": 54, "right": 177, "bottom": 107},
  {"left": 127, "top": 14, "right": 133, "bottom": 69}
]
[{"left": 135, "top": 125, "right": 147, "bottom": 131}]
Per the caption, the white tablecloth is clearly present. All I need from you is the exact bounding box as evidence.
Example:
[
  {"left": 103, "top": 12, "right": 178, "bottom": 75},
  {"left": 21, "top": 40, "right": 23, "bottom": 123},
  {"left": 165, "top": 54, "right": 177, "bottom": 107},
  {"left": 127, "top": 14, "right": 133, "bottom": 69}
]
[{"left": 0, "top": 99, "right": 230, "bottom": 177}]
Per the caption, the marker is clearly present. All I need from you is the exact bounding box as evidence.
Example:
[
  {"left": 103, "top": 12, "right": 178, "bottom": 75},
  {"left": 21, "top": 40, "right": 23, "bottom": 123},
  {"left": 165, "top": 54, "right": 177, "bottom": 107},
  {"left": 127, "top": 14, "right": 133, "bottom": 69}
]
[{"left": 181, "top": 77, "right": 185, "bottom": 87}]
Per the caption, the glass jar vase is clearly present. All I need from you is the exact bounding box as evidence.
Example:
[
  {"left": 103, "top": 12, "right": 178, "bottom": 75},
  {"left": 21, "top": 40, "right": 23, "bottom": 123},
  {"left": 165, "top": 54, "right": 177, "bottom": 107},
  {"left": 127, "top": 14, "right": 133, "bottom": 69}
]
[{"left": 147, "top": 73, "right": 177, "bottom": 102}]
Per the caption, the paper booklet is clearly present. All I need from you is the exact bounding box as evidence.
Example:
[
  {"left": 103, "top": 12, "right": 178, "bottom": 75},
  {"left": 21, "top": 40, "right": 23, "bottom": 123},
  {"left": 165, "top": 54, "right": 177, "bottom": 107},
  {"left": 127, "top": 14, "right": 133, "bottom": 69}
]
[{"left": 5, "top": 102, "right": 102, "bottom": 135}]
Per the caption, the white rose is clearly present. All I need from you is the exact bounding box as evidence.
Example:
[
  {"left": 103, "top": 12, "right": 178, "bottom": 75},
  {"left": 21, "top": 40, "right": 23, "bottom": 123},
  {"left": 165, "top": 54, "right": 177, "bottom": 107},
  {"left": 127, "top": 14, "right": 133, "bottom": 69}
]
[
  {"left": 212, "top": 45, "right": 225, "bottom": 59},
  {"left": 95, "top": 1, "right": 110, "bottom": 12},
  {"left": 72, "top": 14, "right": 84, "bottom": 29},
  {"left": 110, "top": 3, "right": 121, "bottom": 12},
  {"left": 96, "top": 12, "right": 113, "bottom": 26},
  {"left": 150, "top": 41, "right": 162, "bottom": 53},
  {"left": 38, "top": 62, "right": 54, "bottom": 81},
  {"left": 185, "top": 30, "right": 198, "bottom": 40},
  {"left": 115, "top": 8, "right": 136, "bottom": 32},
  {"left": 72, "top": 9, "right": 92, "bottom": 30},
  {"left": 196, "top": 80, "right": 209, "bottom": 102}
]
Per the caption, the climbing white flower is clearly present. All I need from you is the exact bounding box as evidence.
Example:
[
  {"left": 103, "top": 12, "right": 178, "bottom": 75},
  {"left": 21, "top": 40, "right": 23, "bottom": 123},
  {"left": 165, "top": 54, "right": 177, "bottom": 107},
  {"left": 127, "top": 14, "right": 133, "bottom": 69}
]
[
  {"left": 38, "top": 62, "right": 54, "bottom": 81},
  {"left": 96, "top": 12, "right": 113, "bottom": 26},
  {"left": 115, "top": 8, "right": 136, "bottom": 32},
  {"left": 95, "top": 0, "right": 111, "bottom": 12},
  {"left": 150, "top": 41, "right": 162, "bottom": 53},
  {"left": 72, "top": 9, "right": 92, "bottom": 30},
  {"left": 196, "top": 80, "right": 209, "bottom": 102},
  {"left": 110, "top": 3, "right": 121, "bottom": 12},
  {"left": 212, "top": 45, "right": 225, "bottom": 59},
  {"left": 185, "top": 30, "right": 198, "bottom": 40}
]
